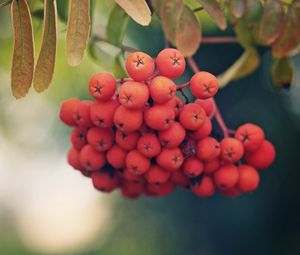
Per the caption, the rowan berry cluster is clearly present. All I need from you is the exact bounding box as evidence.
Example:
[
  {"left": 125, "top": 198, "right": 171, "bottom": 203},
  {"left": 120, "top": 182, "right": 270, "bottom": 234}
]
[{"left": 59, "top": 48, "right": 276, "bottom": 199}]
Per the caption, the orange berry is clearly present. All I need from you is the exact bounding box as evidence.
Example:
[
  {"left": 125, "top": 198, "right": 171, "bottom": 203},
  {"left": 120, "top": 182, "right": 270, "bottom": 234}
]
[
  {"left": 137, "top": 133, "right": 161, "bottom": 158},
  {"left": 59, "top": 98, "right": 80, "bottom": 126},
  {"left": 179, "top": 103, "right": 206, "bottom": 130},
  {"left": 92, "top": 171, "right": 119, "bottom": 192},
  {"left": 214, "top": 164, "right": 239, "bottom": 190},
  {"left": 106, "top": 145, "right": 127, "bottom": 169},
  {"left": 220, "top": 137, "right": 244, "bottom": 163},
  {"left": 190, "top": 71, "right": 219, "bottom": 99},
  {"left": 118, "top": 81, "right": 149, "bottom": 109},
  {"left": 89, "top": 73, "right": 116, "bottom": 101},
  {"left": 70, "top": 127, "right": 88, "bottom": 151},
  {"left": 149, "top": 76, "right": 176, "bottom": 104},
  {"left": 67, "top": 147, "right": 84, "bottom": 170},
  {"left": 74, "top": 100, "right": 93, "bottom": 128},
  {"left": 79, "top": 144, "right": 106, "bottom": 171},
  {"left": 126, "top": 150, "right": 151, "bottom": 175},
  {"left": 156, "top": 147, "right": 184, "bottom": 171},
  {"left": 87, "top": 127, "right": 114, "bottom": 152},
  {"left": 182, "top": 157, "right": 204, "bottom": 178},
  {"left": 196, "top": 137, "right": 221, "bottom": 161},
  {"left": 115, "top": 130, "right": 140, "bottom": 151},
  {"left": 237, "top": 165, "right": 260, "bottom": 192},
  {"left": 114, "top": 105, "right": 143, "bottom": 132},
  {"left": 191, "top": 176, "right": 215, "bottom": 197},
  {"left": 188, "top": 117, "right": 212, "bottom": 140},
  {"left": 145, "top": 164, "right": 170, "bottom": 184},
  {"left": 158, "top": 122, "right": 186, "bottom": 148},
  {"left": 164, "top": 96, "right": 183, "bottom": 117}
]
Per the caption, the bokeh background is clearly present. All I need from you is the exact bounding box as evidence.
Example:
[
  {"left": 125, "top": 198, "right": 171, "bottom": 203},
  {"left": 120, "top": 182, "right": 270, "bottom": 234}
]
[{"left": 1, "top": 1, "right": 300, "bottom": 255}]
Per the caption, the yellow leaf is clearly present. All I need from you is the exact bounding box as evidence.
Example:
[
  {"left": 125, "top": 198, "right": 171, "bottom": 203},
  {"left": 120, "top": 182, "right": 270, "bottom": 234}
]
[
  {"left": 11, "top": 0, "right": 34, "bottom": 99},
  {"left": 33, "top": 0, "right": 57, "bottom": 92},
  {"left": 176, "top": 5, "right": 201, "bottom": 57},
  {"left": 115, "top": 0, "right": 151, "bottom": 26},
  {"left": 66, "top": 0, "right": 90, "bottom": 66}
]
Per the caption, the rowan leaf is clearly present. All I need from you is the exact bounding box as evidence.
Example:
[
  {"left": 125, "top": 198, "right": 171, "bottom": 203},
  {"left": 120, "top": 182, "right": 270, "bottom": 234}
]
[
  {"left": 106, "top": 4, "right": 129, "bottom": 47},
  {"left": 272, "top": 2, "right": 300, "bottom": 58},
  {"left": 230, "top": 0, "right": 246, "bottom": 18},
  {"left": 245, "top": 0, "right": 263, "bottom": 23},
  {"left": 66, "top": 0, "right": 90, "bottom": 66},
  {"left": 259, "top": 0, "right": 285, "bottom": 45},
  {"left": 151, "top": 0, "right": 163, "bottom": 14},
  {"left": 115, "top": 0, "right": 151, "bottom": 26},
  {"left": 271, "top": 57, "right": 293, "bottom": 90},
  {"left": 232, "top": 17, "right": 254, "bottom": 48},
  {"left": 195, "top": 0, "right": 227, "bottom": 30},
  {"left": 113, "top": 55, "right": 127, "bottom": 79},
  {"left": 160, "top": 0, "right": 184, "bottom": 45},
  {"left": 11, "top": 0, "right": 34, "bottom": 99},
  {"left": 218, "top": 48, "right": 260, "bottom": 87},
  {"left": 33, "top": 0, "right": 57, "bottom": 93},
  {"left": 176, "top": 5, "right": 201, "bottom": 57}
]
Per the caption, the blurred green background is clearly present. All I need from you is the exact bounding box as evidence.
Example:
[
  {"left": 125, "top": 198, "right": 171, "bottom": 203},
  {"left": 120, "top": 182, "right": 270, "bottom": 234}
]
[{"left": 1, "top": 1, "right": 300, "bottom": 255}]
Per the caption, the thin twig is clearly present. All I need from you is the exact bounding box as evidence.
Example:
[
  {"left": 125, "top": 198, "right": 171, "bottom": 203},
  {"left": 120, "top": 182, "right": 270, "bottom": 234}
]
[
  {"left": 177, "top": 82, "right": 190, "bottom": 90},
  {"left": 178, "top": 89, "right": 189, "bottom": 104},
  {"left": 193, "top": 7, "right": 204, "bottom": 12},
  {"left": 202, "top": 37, "right": 238, "bottom": 44}
]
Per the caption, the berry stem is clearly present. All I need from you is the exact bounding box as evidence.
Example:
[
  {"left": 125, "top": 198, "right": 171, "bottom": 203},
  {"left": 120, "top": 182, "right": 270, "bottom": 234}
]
[
  {"left": 177, "top": 82, "right": 190, "bottom": 90},
  {"left": 202, "top": 37, "right": 238, "bottom": 44},
  {"left": 178, "top": 89, "right": 189, "bottom": 104},
  {"left": 187, "top": 57, "right": 230, "bottom": 138}
]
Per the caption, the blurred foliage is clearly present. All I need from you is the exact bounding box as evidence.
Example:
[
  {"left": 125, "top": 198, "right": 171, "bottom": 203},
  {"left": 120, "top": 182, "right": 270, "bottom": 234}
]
[{"left": 1, "top": 0, "right": 299, "bottom": 99}]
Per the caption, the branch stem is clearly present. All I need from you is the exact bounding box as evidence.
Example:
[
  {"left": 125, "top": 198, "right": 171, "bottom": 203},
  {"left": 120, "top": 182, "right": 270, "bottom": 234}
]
[{"left": 202, "top": 37, "right": 238, "bottom": 44}]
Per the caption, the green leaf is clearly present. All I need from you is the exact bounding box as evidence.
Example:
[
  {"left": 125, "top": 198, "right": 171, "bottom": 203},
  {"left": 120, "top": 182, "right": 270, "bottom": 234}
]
[
  {"left": 33, "top": 0, "right": 57, "bottom": 93},
  {"left": 11, "top": 0, "right": 34, "bottom": 99},
  {"left": 218, "top": 48, "right": 260, "bottom": 87},
  {"left": 272, "top": 2, "right": 300, "bottom": 58},
  {"left": 245, "top": 0, "right": 263, "bottom": 23},
  {"left": 160, "top": 0, "right": 184, "bottom": 45},
  {"left": 151, "top": 0, "right": 163, "bottom": 14},
  {"left": 56, "top": 0, "right": 69, "bottom": 22},
  {"left": 113, "top": 55, "right": 127, "bottom": 79},
  {"left": 230, "top": 0, "right": 246, "bottom": 18},
  {"left": 271, "top": 57, "right": 293, "bottom": 89},
  {"left": 195, "top": 0, "right": 227, "bottom": 30},
  {"left": 115, "top": 0, "right": 151, "bottom": 26},
  {"left": 176, "top": 5, "right": 201, "bottom": 57},
  {"left": 232, "top": 17, "right": 254, "bottom": 48},
  {"left": 106, "top": 4, "right": 129, "bottom": 47}
]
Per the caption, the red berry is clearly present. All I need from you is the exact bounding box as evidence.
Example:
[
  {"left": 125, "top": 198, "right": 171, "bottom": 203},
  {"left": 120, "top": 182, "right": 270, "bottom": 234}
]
[
  {"left": 125, "top": 52, "right": 155, "bottom": 81},
  {"left": 90, "top": 99, "right": 119, "bottom": 128},
  {"left": 67, "top": 147, "right": 84, "bottom": 170},
  {"left": 118, "top": 81, "right": 149, "bottom": 109},
  {"left": 121, "top": 181, "right": 145, "bottom": 199},
  {"left": 194, "top": 98, "right": 215, "bottom": 116},
  {"left": 59, "top": 98, "right": 80, "bottom": 126},
  {"left": 115, "top": 130, "right": 140, "bottom": 151},
  {"left": 92, "top": 171, "right": 119, "bottom": 192},
  {"left": 144, "top": 104, "right": 175, "bottom": 131},
  {"left": 170, "top": 170, "right": 189, "bottom": 188},
  {"left": 89, "top": 73, "right": 116, "bottom": 101},
  {"left": 158, "top": 122, "right": 186, "bottom": 148},
  {"left": 126, "top": 150, "right": 151, "bottom": 175},
  {"left": 70, "top": 127, "right": 87, "bottom": 151},
  {"left": 191, "top": 176, "right": 215, "bottom": 197},
  {"left": 145, "top": 164, "right": 170, "bottom": 184},
  {"left": 74, "top": 100, "right": 93, "bottom": 128},
  {"left": 203, "top": 158, "right": 220, "bottom": 175},
  {"left": 214, "top": 164, "right": 239, "bottom": 190},
  {"left": 219, "top": 187, "right": 241, "bottom": 197},
  {"left": 220, "top": 137, "right": 244, "bottom": 163},
  {"left": 106, "top": 145, "right": 127, "bottom": 169},
  {"left": 137, "top": 133, "right": 161, "bottom": 158},
  {"left": 188, "top": 117, "right": 212, "bottom": 140},
  {"left": 190, "top": 71, "right": 219, "bottom": 99},
  {"left": 237, "top": 165, "right": 260, "bottom": 192},
  {"left": 196, "top": 137, "right": 221, "bottom": 161},
  {"left": 79, "top": 144, "right": 106, "bottom": 171},
  {"left": 87, "top": 127, "right": 114, "bottom": 152},
  {"left": 123, "top": 169, "right": 145, "bottom": 183},
  {"left": 179, "top": 103, "right": 206, "bottom": 130},
  {"left": 164, "top": 96, "right": 183, "bottom": 117},
  {"left": 156, "top": 48, "right": 185, "bottom": 78},
  {"left": 182, "top": 157, "right": 204, "bottom": 178},
  {"left": 149, "top": 76, "right": 176, "bottom": 104},
  {"left": 114, "top": 105, "right": 143, "bottom": 132},
  {"left": 147, "top": 181, "right": 175, "bottom": 197},
  {"left": 235, "top": 123, "right": 265, "bottom": 151},
  {"left": 245, "top": 140, "right": 276, "bottom": 169},
  {"left": 156, "top": 147, "right": 184, "bottom": 171}
]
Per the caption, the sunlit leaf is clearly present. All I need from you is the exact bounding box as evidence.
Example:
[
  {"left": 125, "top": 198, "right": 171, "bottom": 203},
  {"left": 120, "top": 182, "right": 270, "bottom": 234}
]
[
  {"left": 56, "top": 0, "right": 69, "bottom": 22},
  {"left": 176, "top": 5, "right": 201, "bottom": 57},
  {"left": 113, "top": 55, "right": 127, "bottom": 79},
  {"left": 230, "top": 0, "right": 246, "bottom": 18},
  {"left": 272, "top": 2, "right": 300, "bottom": 58},
  {"left": 271, "top": 57, "right": 293, "bottom": 89},
  {"left": 115, "top": 0, "right": 151, "bottom": 26},
  {"left": 106, "top": 4, "right": 129, "bottom": 47},
  {"left": 218, "top": 48, "right": 260, "bottom": 87},
  {"left": 259, "top": 0, "right": 284, "bottom": 45},
  {"left": 66, "top": 0, "right": 90, "bottom": 66},
  {"left": 33, "top": 0, "right": 57, "bottom": 93},
  {"left": 160, "top": 0, "right": 184, "bottom": 45},
  {"left": 11, "top": 0, "right": 34, "bottom": 99},
  {"left": 195, "top": 0, "right": 227, "bottom": 30},
  {"left": 245, "top": 0, "right": 263, "bottom": 23}
]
